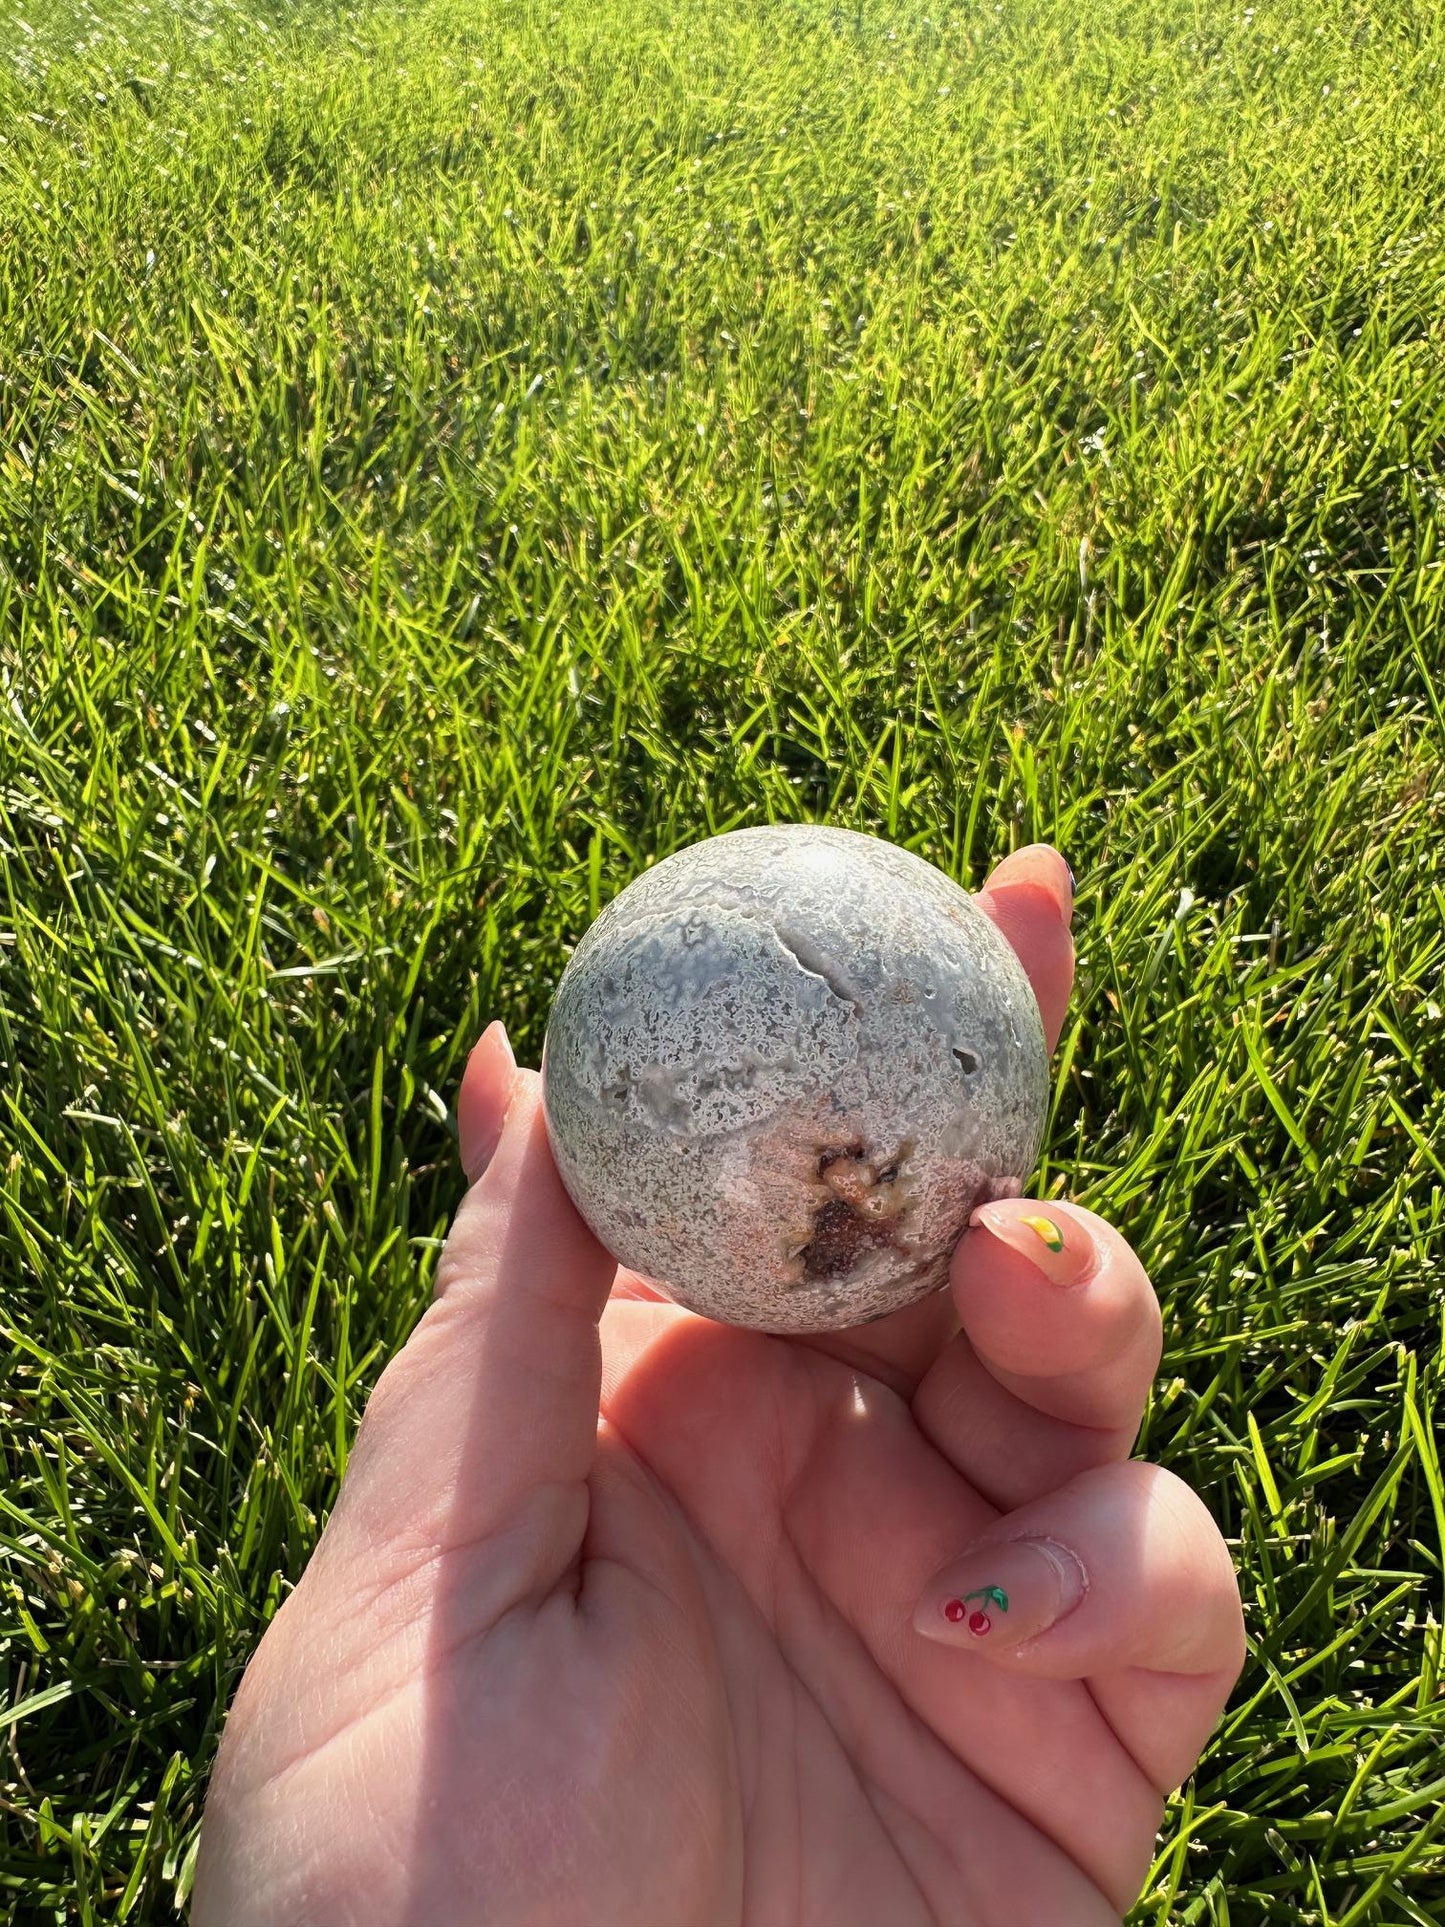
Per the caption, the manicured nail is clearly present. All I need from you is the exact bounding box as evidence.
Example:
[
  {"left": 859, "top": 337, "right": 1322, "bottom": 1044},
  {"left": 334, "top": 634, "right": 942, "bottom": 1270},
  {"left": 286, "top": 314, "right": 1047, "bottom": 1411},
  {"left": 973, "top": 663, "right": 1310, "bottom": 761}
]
[
  {"left": 914, "top": 1535, "right": 1088, "bottom": 1648},
  {"left": 967, "top": 1200, "right": 1096, "bottom": 1288},
  {"left": 459, "top": 1020, "right": 517, "bottom": 1182}
]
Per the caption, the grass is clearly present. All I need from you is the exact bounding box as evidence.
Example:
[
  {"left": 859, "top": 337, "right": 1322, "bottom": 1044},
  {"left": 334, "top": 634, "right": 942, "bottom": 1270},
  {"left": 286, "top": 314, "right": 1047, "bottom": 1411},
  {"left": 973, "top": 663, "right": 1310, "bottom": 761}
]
[{"left": 1, "top": 0, "right": 1443, "bottom": 1916}]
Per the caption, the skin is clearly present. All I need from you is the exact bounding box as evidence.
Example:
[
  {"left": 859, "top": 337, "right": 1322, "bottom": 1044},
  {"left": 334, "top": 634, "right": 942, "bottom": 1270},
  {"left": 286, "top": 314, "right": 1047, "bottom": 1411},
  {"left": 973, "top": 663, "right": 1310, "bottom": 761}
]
[{"left": 193, "top": 844, "right": 1246, "bottom": 1927}]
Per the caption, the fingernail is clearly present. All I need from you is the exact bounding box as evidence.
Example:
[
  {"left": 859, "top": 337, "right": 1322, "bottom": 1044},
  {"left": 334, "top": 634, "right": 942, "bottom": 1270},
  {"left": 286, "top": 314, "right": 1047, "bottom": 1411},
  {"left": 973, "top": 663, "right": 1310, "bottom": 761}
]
[
  {"left": 459, "top": 1020, "right": 517, "bottom": 1183},
  {"left": 1065, "top": 860, "right": 1076, "bottom": 902},
  {"left": 988, "top": 845, "right": 1073, "bottom": 925},
  {"left": 914, "top": 1535, "right": 1088, "bottom": 1648},
  {"left": 966, "top": 1200, "right": 1096, "bottom": 1289}
]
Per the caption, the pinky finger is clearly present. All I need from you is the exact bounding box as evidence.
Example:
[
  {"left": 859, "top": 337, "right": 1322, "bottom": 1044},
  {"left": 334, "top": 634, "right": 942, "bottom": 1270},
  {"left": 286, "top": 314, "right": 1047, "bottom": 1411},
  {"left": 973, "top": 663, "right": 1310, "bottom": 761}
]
[{"left": 913, "top": 1460, "right": 1245, "bottom": 1793}]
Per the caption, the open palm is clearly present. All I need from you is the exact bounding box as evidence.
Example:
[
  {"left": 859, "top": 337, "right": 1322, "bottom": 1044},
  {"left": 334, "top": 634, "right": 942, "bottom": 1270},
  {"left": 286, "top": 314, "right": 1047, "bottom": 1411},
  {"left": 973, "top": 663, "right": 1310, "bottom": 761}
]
[{"left": 194, "top": 847, "right": 1244, "bottom": 1927}]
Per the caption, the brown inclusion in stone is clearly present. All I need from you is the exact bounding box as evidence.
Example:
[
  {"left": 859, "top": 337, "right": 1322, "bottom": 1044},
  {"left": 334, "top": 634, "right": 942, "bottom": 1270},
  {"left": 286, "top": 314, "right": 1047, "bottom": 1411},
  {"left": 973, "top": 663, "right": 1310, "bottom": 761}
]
[{"left": 799, "top": 1140, "right": 911, "bottom": 1282}]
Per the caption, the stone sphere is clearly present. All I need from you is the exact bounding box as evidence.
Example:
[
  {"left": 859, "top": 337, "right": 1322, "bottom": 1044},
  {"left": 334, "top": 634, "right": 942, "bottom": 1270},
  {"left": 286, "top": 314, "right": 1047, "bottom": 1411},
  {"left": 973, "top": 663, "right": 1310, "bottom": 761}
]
[{"left": 540, "top": 824, "right": 1049, "bottom": 1333}]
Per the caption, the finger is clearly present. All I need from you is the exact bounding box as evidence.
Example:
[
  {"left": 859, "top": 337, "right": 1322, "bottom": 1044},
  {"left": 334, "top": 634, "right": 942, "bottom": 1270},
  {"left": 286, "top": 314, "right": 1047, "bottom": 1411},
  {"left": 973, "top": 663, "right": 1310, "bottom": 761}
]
[
  {"left": 914, "top": 1199, "right": 1163, "bottom": 1508},
  {"left": 454, "top": 1016, "right": 517, "bottom": 1184},
  {"left": 463, "top": 1033, "right": 657, "bottom": 1314},
  {"left": 956, "top": 1196, "right": 1161, "bottom": 1415},
  {"left": 781, "top": 1365, "right": 1159, "bottom": 1912},
  {"left": 974, "top": 842, "right": 1074, "bottom": 1053},
  {"left": 322, "top": 1029, "right": 615, "bottom": 1605},
  {"left": 912, "top": 1460, "right": 1246, "bottom": 1794}
]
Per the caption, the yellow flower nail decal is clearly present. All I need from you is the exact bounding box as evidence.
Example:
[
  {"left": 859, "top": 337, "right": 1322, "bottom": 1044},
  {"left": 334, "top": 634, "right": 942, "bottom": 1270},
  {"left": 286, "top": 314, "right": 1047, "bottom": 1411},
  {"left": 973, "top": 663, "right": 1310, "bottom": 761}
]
[{"left": 1020, "top": 1215, "right": 1064, "bottom": 1253}]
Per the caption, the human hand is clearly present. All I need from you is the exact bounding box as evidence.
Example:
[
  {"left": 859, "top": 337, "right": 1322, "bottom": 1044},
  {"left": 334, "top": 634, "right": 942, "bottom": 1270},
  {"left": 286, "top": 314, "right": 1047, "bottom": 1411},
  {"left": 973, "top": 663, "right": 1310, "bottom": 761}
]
[{"left": 193, "top": 845, "right": 1244, "bottom": 1927}]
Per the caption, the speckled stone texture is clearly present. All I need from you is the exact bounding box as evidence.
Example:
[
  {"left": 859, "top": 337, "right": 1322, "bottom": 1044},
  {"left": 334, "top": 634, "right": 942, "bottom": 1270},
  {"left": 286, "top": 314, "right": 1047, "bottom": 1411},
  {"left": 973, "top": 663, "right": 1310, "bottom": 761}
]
[{"left": 541, "top": 825, "right": 1049, "bottom": 1333}]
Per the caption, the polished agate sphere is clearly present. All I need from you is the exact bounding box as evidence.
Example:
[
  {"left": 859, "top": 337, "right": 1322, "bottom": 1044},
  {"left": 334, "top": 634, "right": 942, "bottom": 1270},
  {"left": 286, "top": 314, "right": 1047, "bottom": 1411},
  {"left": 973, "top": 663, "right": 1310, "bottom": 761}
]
[{"left": 541, "top": 825, "right": 1048, "bottom": 1333}]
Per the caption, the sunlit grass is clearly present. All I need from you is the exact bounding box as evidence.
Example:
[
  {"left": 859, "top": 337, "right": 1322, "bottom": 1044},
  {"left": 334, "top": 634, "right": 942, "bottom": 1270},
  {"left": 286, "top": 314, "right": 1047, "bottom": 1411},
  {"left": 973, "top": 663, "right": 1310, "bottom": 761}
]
[{"left": 1, "top": 0, "right": 1443, "bottom": 1917}]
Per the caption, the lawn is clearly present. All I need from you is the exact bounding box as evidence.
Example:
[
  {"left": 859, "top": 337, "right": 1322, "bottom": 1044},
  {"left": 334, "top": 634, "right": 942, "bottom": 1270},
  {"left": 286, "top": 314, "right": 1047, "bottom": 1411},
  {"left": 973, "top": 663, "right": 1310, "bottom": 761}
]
[{"left": 1, "top": 0, "right": 1443, "bottom": 1917}]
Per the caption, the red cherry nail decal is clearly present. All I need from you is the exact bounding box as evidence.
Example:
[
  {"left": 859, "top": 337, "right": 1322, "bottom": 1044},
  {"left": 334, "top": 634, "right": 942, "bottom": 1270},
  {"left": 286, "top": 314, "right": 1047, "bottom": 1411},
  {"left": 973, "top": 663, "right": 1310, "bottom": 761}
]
[{"left": 941, "top": 1585, "right": 1010, "bottom": 1635}]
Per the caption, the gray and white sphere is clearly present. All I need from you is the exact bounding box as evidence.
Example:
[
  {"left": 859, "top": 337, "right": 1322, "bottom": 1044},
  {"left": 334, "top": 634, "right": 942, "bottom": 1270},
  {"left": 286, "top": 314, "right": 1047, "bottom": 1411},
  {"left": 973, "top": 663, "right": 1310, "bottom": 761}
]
[{"left": 541, "top": 824, "right": 1049, "bottom": 1333}]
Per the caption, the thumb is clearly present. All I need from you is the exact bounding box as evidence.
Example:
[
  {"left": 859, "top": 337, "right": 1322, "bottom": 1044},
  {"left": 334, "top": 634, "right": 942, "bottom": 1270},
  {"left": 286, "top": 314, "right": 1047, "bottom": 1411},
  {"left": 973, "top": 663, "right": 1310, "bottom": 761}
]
[{"left": 321, "top": 1023, "right": 617, "bottom": 1601}]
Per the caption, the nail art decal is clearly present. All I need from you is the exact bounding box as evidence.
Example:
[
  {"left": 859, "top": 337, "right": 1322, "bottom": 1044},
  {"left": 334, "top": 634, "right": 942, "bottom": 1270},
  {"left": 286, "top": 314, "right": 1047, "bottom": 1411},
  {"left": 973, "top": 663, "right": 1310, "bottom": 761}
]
[
  {"left": 1019, "top": 1214, "right": 1064, "bottom": 1253},
  {"left": 943, "top": 1584, "right": 1010, "bottom": 1636}
]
